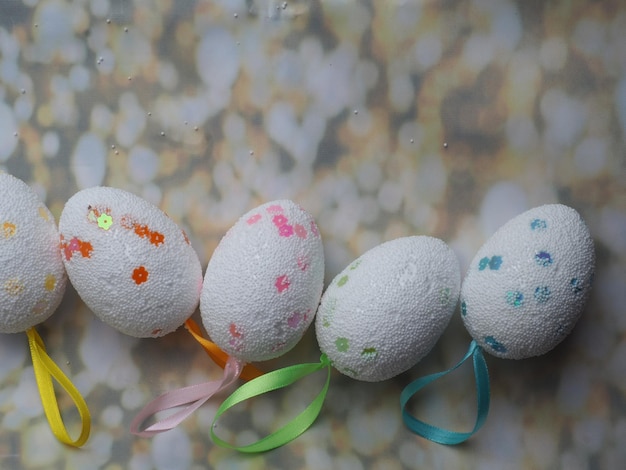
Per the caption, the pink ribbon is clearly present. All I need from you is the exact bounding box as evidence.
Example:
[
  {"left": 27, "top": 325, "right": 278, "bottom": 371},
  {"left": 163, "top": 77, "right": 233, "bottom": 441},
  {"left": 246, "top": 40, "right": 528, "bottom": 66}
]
[{"left": 131, "top": 356, "right": 244, "bottom": 437}]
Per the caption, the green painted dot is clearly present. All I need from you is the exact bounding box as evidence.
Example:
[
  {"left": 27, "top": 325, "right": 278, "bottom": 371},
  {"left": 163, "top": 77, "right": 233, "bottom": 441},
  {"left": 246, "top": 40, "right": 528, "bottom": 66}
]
[
  {"left": 361, "top": 347, "right": 378, "bottom": 359},
  {"left": 335, "top": 337, "right": 349, "bottom": 352},
  {"left": 439, "top": 287, "right": 451, "bottom": 305},
  {"left": 349, "top": 260, "right": 362, "bottom": 270},
  {"left": 337, "top": 275, "right": 349, "bottom": 287}
]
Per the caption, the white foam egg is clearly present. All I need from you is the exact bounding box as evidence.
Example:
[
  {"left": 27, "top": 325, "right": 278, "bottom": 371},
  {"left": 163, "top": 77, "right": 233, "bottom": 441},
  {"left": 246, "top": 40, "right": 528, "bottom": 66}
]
[
  {"left": 0, "top": 173, "right": 67, "bottom": 333},
  {"left": 201, "top": 200, "right": 324, "bottom": 363},
  {"left": 59, "top": 187, "right": 203, "bottom": 338},
  {"left": 461, "top": 204, "right": 595, "bottom": 359},
  {"left": 316, "top": 236, "right": 461, "bottom": 382}
]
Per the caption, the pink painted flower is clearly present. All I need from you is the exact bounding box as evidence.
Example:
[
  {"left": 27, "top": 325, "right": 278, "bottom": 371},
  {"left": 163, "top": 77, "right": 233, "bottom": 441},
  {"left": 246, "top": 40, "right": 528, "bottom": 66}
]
[
  {"left": 297, "top": 254, "right": 310, "bottom": 271},
  {"left": 68, "top": 238, "right": 80, "bottom": 250},
  {"left": 278, "top": 224, "right": 294, "bottom": 237},
  {"left": 272, "top": 214, "right": 288, "bottom": 227},
  {"left": 275, "top": 274, "right": 290, "bottom": 293},
  {"left": 267, "top": 204, "right": 284, "bottom": 214},
  {"left": 287, "top": 312, "right": 303, "bottom": 329},
  {"left": 294, "top": 223, "right": 307, "bottom": 238},
  {"left": 247, "top": 213, "right": 261, "bottom": 225}
]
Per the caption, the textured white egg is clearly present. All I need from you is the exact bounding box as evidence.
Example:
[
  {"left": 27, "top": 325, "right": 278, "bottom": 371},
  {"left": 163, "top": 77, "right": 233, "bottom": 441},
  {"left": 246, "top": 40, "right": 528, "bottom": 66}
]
[
  {"left": 201, "top": 200, "right": 324, "bottom": 363},
  {"left": 0, "top": 173, "right": 67, "bottom": 333},
  {"left": 461, "top": 204, "right": 595, "bottom": 359},
  {"left": 316, "top": 236, "right": 461, "bottom": 382},
  {"left": 59, "top": 187, "right": 202, "bottom": 338}
]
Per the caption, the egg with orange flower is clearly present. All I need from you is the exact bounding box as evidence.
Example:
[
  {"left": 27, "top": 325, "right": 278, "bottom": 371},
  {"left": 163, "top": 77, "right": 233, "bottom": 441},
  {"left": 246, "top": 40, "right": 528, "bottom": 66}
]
[{"left": 59, "top": 187, "right": 202, "bottom": 338}]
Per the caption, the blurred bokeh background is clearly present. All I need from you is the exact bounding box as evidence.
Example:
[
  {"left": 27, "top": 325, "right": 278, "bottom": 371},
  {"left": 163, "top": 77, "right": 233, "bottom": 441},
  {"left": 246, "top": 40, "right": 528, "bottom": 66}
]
[{"left": 1, "top": 0, "right": 625, "bottom": 468}]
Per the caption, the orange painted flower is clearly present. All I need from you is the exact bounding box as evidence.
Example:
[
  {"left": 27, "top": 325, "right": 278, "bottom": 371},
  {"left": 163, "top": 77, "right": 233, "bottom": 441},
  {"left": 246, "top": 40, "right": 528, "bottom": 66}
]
[
  {"left": 134, "top": 224, "right": 150, "bottom": 238},
  {"left": 78, "top": 240, "right": 93, "bottom": 258},
  {"left": 149, "top": 231, "right": 165, "bottom": 246},
  {"left": 132, "top": 266, "right": 149, "bottom": 285}
]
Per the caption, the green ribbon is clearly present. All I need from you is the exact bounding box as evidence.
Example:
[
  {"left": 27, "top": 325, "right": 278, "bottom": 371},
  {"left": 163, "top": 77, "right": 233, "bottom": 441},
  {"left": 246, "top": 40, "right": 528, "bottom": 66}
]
[
  {"left": 401, "top": 340, "right": 490, "bottom": 445},
  {"left": 211, "top": 354, "right": 332, "bottom": 453}
]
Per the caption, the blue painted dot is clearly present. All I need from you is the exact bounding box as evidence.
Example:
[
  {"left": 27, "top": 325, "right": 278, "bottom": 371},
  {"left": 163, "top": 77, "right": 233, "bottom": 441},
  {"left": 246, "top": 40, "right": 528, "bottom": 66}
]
[
  {"left": 530, "top": 219, "right": 547, "bottom": 231},
  {"left": 534, "top": 286, "right": 551, "bottom": 303},
  {"left": 570, "top": 278, "right": 583, "bottom": 294},
  {"left": 461, "top": 301, "right": 467, "bottom": 316},
  {"left": 489, "top": 256, "right": 502, "bottom": 270},
  {"left": 506, "top": 291, "right": 524, "bottom": 307},
  {"left": 484, "top": 336, "right": 507, "bottom": 353},
  {"left": 535, "top": 251, "right": 553, "bottom": 266},
  {"left": 478, "top": 257, "right": 490, "bottom": 271}
]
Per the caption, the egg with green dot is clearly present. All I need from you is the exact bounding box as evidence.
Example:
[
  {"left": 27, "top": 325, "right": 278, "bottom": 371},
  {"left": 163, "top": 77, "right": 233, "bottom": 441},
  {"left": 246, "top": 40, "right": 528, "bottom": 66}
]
[
  {"left": 461, "top": 204, "right": 595, "bottom": 360},
  {"left": 316, "top": 236, "right": 461, "bottom": 382},
  {"left": 59, "top": 187, "right": 203, "bottom": 338}
]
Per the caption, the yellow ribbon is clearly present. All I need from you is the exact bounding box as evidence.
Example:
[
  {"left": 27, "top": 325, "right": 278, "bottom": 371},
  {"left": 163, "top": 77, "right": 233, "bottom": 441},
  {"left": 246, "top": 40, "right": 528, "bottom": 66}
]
[
  {"left": 26, "top": 327, "right": 91, "bottom": 447},
  {"left": 184, "top": 319, "right": 263, "bottom": 381}
]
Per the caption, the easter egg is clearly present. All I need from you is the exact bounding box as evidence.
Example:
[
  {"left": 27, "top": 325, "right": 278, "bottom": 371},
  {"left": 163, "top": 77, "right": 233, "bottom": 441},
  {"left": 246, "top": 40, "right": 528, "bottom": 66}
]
[
  {"left": 200, "top": 200, "right": 324, "bottom": 363},
  {"left": 59, "top": 187, "right": 203, "bottom": 338},
  {"left": 0, "top": 173, "right": 67, "bottom": 333},
  {"left": 316, "top": 236, "right": 461, "bottom": 382},
  {"left": 460, "top": 204, "right": 595, "bottom": 360}
]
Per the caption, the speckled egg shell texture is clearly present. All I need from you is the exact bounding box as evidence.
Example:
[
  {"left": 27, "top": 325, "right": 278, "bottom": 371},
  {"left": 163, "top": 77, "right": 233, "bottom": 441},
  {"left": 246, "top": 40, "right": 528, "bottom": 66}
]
[
  {"left": 316, "top": 236, "right": 461, "bottom": 382},
  {"left": 461, "top": 204, "right": 595, "bottom": 360},
  {"left": 59, "top": 186, "right": 203, "bottom": 338},
  {"left": 0, "top": 173, "right": 67, "bottom": 333},
  {"left": 200, "top": 200, "right": 324, "bottom": 363}
]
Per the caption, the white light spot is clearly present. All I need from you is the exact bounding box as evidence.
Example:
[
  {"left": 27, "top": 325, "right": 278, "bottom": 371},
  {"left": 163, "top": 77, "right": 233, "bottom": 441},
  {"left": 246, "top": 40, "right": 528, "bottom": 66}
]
[{"left": 72, "top": 132, "right": 107, "bottom": 188}]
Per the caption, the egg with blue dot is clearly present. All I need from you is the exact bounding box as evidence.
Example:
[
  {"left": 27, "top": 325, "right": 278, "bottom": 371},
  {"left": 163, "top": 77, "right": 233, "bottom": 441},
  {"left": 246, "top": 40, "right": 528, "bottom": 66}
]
[
  {"left": 460, "top": 204, "right": 595, "bottom": 360},
  {"left": 316, "top": 236, "right": 461, "bottom": 382},
  {"left": 0, "top": 173, "right": 67, "bottom": 333}
]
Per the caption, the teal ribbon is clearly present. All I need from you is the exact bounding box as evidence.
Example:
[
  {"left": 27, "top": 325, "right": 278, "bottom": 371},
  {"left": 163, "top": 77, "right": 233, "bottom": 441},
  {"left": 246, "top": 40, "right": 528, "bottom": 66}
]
[
  {"left": 211, "top": 354, "right": 332, "bottom": 453},
  {"left": 401, "top": 340, "right": 490, "bottom": 445}
]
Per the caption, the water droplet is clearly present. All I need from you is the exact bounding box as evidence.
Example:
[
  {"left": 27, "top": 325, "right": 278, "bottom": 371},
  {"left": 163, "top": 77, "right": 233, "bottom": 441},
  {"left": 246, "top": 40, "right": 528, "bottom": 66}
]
[
  {"left": 353, "top": 109, "right": 358, "bottom": 115},
  {"left": 443, "top": 142, "right": 448, "bottom": 149},
  {"left": 184, "top": 120, "right": 188, "bottom": 125},
  {"left": 282, "top": 2, "right": 288, "bottom": 9},
  {"left": 233, "top": 13, "right": 238, "bottom": 18},
  {"left": 114, "top": 150, "right": 119, "bottom": 155},
  {"left": 111, "top": 144, "right": 116, "bottom": 149},
  {"left": 160, "top": 131, "right": 165, "bottom": 137},
  {"left": 106, "top": 19, "right": 111, "bottom": 24},
  {"left": 249, "top": 150, "right": 254, "bottom": 155},
  {"left": 124, "top": 27, "right": 128, "bottom": 32},
  {"left": 34, "top": 23, "right": 38, "bottom": 28},
  {"left": 147, "top": 112, "right": 152, "bottom": 116},
  {"left": 410, "top": 138, "right": 414, "bottom": 143},
  {"left": 127, "top": 76, "right": 132, "bottom": 81},
  {"left": 193, "top": 126, "right": 199, "bottom": 131}
]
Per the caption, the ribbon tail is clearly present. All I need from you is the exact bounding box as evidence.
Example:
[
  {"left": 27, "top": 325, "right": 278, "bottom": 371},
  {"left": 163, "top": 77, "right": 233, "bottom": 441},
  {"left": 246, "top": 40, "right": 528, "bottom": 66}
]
[
  {"left": 400, "top": 340, "right": 490, "bottom": 445},
  {"left": 131, "top": 356, "right": 244, "bottom": 437},
  {"left": 185, "top": 318, "right": 263, "bottom": 381},
  {"left": 26, "top": 328, "right": 91, "bottom": 447},
  {"left": 211, "top": 354, "right": 332, "bottom": 453}
]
